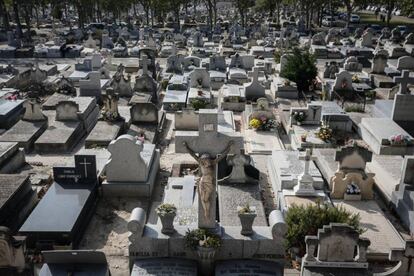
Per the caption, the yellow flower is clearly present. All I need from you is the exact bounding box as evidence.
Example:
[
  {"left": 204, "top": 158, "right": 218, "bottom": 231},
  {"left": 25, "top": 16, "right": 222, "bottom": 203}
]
[{"left": 249, "top": 118, "right": 262, "bottom": 129}]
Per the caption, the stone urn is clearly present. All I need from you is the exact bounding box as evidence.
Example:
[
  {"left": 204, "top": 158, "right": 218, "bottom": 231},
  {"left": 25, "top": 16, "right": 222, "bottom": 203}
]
[
  {"left": 237, "top": 205, "right": 257, "bottom": 235},
  {"left": 159, "top": 212, "right": 176, "bottom": 234},
  {"left": 156, "top": 203, "right": 177, "bottom": 234}
]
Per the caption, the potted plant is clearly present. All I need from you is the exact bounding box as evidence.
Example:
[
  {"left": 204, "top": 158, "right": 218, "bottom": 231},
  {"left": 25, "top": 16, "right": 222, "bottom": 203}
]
[
  {"left": 156, "top": 203, "right": 177, "bottom": 234},
  {"left": 185, "top": 229, "right": 221, "bottom": 259},
  {"left": 237, "top": 204, "right": 257, "bottom": 235}
]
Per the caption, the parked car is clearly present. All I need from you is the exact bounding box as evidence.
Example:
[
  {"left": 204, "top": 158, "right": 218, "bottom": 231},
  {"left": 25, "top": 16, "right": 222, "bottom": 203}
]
[
  {"left": 370, "top": 24, "right": 383, "bottom": 35},
  {"left": 350, "top": 14, "right": 360, "bottom": 23},
  {"left": 322, "top": 16, "right": 335, "bottom": 27},
  {"left": 397, "top": 25, "right": 408, "bottom": 36}
]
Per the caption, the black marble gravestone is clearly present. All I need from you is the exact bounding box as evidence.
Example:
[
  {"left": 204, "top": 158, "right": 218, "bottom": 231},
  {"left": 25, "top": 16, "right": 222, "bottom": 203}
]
[{"left": 19, "top": 155, "right": 99, "bottom": 249}]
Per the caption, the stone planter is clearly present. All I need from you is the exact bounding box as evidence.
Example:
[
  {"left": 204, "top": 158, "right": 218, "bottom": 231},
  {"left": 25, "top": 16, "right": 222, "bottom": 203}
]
[
  {"left": 344, "top": 193, "right": 361, "bottom": 201},
  {"left": 196, "top": 246, "right": 216, "bottom": 260},
  {"left": 158, "top": 212, "right": 176, "bottom": 234},
  {"left": 237, "top": 206, "right": 257, "bottom": 235}
]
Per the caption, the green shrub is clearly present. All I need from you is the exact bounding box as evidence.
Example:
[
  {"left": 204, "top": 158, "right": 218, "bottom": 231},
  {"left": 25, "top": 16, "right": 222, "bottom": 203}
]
[
  {"left": 190, "top": 99, "right": 208, "bottom": 110},
  {"left": 280, "top": 48, "right": 317, "bottom": 93},
  {"left": 345, "top": 105, "right": 365, "bottom": 113},
  {"left": 285, "top": 202, "right": 363, "bottom": 256}
]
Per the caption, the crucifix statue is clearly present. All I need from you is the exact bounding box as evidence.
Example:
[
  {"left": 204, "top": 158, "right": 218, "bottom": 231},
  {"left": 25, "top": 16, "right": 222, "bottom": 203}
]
[{"left": 183, "top": 140, "right": 234, "bottom": 228}]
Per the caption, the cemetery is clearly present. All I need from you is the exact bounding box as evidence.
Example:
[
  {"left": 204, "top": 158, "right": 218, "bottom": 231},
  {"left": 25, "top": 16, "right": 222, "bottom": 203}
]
[{"left": 0, "top": 1, "right": 414, "bottom": 276}]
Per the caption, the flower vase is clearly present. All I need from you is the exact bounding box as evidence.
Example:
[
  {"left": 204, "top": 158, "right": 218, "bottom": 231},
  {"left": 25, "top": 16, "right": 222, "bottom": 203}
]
[
  {"left": 196, "top": 246, "right": 216, "bottom": 260},
  {"left": 238, "top": 212, "right": 257, "bottom": 235},
  {"left": 297, "top": 121, "right": 302, "bottom": 126},
  {"left": 158, "top": 213, "right": 176, "bottom": 234}
]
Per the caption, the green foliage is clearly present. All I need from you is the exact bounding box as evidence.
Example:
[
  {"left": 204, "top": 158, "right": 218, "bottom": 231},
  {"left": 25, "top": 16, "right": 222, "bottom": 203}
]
[
  {"left": 345, "top": 104, "right": 365, "bottom": 113},
  {"left": 156, "top": 203, "right": 177, "bottom": 216},
  {"left": 185, "top": 229, "right": 221, "bottom": 249},
  {"left": 285, "top": 202, "right": 363, "bottom": 256},
  {"left": 274, "top": 49, "right": 282, "bottom": 63},
  {"left": 280, "top": 48, "right": 317, "bottom": 93},
  {"left": 190, "top": 99, "right": 208, "bottom": 110}
]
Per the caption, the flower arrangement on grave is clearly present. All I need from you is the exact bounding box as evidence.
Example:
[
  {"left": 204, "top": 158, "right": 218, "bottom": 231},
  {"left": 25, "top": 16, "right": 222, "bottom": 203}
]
[
  {"left": 249, "top": 116, "right": 277, "bottom": 131},
  {"left": 101, "top": 110, "right": 121, "bottom": 122},
  {"left": 346, "top": 183, "right": 361, "bottom": 195},
  {"left": 389, "top": 134, "right": 411, "bottom": 146},
  {"left": 292, "top": 111, "right": 306, "bottom": 125},
  {"left": 249, "top": 118, "right": 262, "bottom": 129},
  {"left": 185, "top": 229, "right": 221, "bottom": 250},
  {"left": 191, "top": 99, "right": 208, "bottom": 110},
  {"left": 167, "top": 103, "right": 179, "bottom": 111},
  {"left": 352, "top": 74, "right": 361, "bottom": 83},
  {"left": 237, "top": 203, "right": 256, "bottom": 214},
  {"left": 156, "top": 203, "right": 177, "bottom": 216},
  {"left": 316, "top": 124, "right": 333, "bottom": 142},
  {"left": 156, "top": 203, "right": 177, "bottom": 234},
  {"left": 237, "top": 203, "right": 257, "bottom": 235}
]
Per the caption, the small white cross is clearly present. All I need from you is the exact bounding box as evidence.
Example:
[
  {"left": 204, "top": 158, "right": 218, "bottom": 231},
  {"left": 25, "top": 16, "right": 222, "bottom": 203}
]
[
  {"left": 299, "top": 148, "right": 317, "bottom": 176},
  {"left": 79, "top": 158, "right": 91, "bottom": 178}
]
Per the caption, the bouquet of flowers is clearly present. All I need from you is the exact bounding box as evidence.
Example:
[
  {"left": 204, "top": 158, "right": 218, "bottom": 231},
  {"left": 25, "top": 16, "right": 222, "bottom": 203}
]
[
  {"left": 317, "top": 125, "right": 333, "bottom": 142},
  {"left": 292, "top": 111, "right": 306, "bottom": 124},
  {"left": 352, "top": 74, "right": 360, "bottom": 83},
  {"left": 250, "top": 116, "right": 277, "bottom": 131},
  {"left": 389, "top": 134, "right": 411, "bottom": 146},
  {"left": 346, "top": 183, "right": 361, "bottom": 195},
  {"left": 249, "top": 118, "right": 262, "bottom": 129}
]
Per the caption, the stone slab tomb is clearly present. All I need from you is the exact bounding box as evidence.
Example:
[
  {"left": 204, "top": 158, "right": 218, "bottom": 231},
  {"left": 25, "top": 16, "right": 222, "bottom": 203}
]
[{"left": 0, "top": 100, "right": 48, "bottom": 151}]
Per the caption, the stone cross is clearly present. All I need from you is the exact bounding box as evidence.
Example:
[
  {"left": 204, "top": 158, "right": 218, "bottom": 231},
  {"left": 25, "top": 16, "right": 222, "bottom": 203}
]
[
  {"left": 176, "top": 110, "right": 244, "bottom": 229},
  {"left": 79, "top": 158, "right": 91, "bottom": 178},
  {"left": 394, "top": 70, "right": 414, "bottom": 94},
  {"left": 294, "top": 148, "right": 317, "bottom": 195},
  {"left": 299, "top": 148, "right": 317, "bottom": 178},
  {"left": 252, "top": 67, "right": 259, "bottom": 82},
  {"left": 141, "top": 55, "right": 149, "bottom": 76}
]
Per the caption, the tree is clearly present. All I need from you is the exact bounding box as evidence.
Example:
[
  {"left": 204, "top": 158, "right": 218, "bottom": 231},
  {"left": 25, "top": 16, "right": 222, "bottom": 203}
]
[
  {"left": 233, "top": 0, "right": 254, "bottom": 27},
  {"left": 280, "top": 48, "right": 318, "bottom": 94},
  {"left": 0, "top": 0, "right": 11, "bottom": 31},
  {"left": 285, "top": 202, "right": 363, "bottom": 256}
]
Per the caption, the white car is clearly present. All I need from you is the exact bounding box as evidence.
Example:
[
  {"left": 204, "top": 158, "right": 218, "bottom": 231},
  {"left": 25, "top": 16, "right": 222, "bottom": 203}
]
[
  {"left": 350, "top": 14, "right": 360, "bottom": 23},
  {"left": 322, "top": 16, "right": 335, "bottom": 27}
]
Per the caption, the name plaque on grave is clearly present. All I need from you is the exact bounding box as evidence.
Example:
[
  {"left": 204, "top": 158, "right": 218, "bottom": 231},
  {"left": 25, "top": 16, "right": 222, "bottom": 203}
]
[
  {"left": 53, "top": 155, "right": 97, "bottom": 183},
  {"left": 132, "top": 258, "right": 197, "bottom": 276},
  {"left": 215, "top": 260, "right": 283, "bottom": 276}
]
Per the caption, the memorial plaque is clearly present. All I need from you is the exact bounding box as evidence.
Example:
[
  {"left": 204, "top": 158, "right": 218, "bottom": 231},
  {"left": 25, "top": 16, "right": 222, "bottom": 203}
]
[
  {"left": 215, "top": 260, "right": 283, "bottom": 276},
  {"left": 131, "top": 258, "right": 197, "bottom": 276},
  {"left": 53, "top": 155, "right": 97, "bottom": 183}
]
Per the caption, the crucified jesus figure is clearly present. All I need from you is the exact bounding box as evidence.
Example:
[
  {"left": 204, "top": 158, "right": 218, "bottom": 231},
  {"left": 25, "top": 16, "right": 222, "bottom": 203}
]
[{"left": 183, "top": 140, "right": 234, "bottom": 219}]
